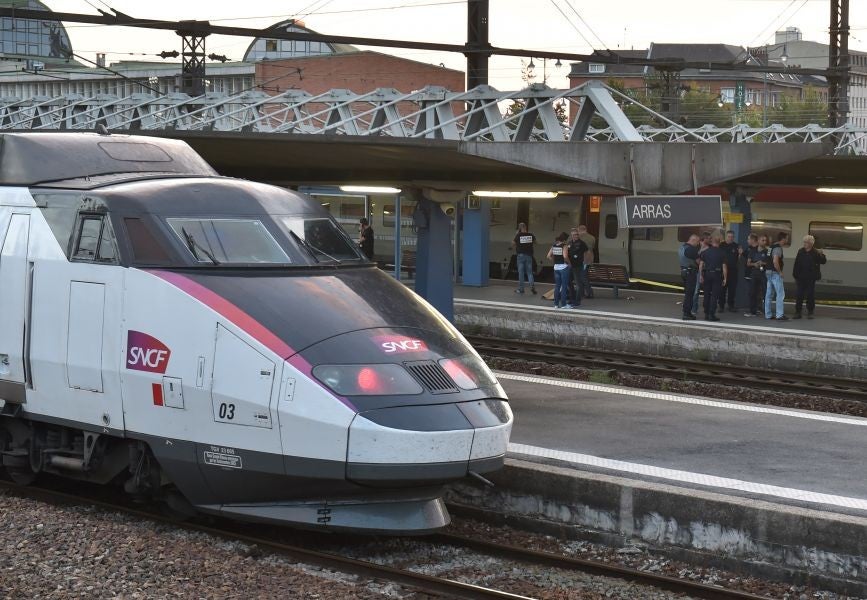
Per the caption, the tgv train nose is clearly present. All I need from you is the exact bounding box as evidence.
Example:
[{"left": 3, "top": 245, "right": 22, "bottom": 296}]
[
  {"left": 298, "top": 327, "right": 512, "bottom": 485},
  {"left": 346, "top": 399, "right": 513, "bottom": 485}
]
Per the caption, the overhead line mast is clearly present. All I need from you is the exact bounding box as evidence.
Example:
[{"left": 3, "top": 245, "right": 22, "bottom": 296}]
[{"left": 0, "top": 6, "right": 843, "bottom": 79}]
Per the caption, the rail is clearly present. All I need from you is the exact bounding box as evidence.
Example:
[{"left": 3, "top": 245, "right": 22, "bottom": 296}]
[
  {"left": 0, "top": 480, "right": 771, "bottom": 599},
  {"left": 467, "top": 335, "right": 867, "bottom": 403}
]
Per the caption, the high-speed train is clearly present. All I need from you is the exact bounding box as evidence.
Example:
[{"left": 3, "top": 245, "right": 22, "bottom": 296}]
[
  {"left": 0, "top": 132, "right": 511, "bottom": 533},
  {"left": 319, "top": 189, "right": 867, "bottom": 299}
]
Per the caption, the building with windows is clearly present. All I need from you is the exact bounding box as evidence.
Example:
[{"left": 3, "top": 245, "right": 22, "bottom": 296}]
[
  {"left": 760, "top": 27, "right": 867, "bottom": 129},
  {"left": 569, "top": 42, "right": 826, "bottom": 125}
]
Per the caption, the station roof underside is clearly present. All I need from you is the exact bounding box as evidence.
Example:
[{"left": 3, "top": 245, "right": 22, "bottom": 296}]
[{"left": 140, "top": 131, "right": 861, "bottom": 195}]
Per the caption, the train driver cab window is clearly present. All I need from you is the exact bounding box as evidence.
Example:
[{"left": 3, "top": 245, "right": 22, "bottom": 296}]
[
  {"left": 167, "top": 218, "right": 291, "bottom": 265},
  {"left": 72, "top": 214, "right": 118, "bottom": 263},
  {"left": 281, "top": 217, "right": 363, "bottom": 263}
]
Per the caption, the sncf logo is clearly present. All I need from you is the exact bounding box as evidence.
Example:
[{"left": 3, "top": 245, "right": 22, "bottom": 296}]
[
  {"left": 126, "top": 331, "right": 171, "bottom": 374},
  {"left": 373, "top": 335, "right": 429, "bottom": 354}
]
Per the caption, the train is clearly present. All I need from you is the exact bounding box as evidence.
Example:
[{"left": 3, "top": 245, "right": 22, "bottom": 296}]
[
  {"left": 313, "top": 188, "right": 867, "bottom": 299},
  {"left": 0, "top": 132, "right": 512, "bottom": 533}
]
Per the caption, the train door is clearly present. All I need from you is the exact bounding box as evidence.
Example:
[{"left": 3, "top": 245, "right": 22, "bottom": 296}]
[
  {"left": 0, "top": 213, "right": 31, "bottom": 402},
  {"left": 597, "top": 199, "right": 629, "bottom": 269}
]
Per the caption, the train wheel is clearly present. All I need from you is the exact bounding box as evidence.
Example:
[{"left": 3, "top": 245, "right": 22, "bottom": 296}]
[{"left": 2, "top": 455, "right": 37, "bottom": 486}]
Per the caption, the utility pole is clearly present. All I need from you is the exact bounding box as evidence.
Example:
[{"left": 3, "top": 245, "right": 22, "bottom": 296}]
[
  {"left": 828, "top": 0, "right": 850, "bottom": 127},
  {"left": 466, "top": 0, "right": 491, "bottom": 88},
  {"left": 177, "top": 21, "right": 210, "bottom": 97}
]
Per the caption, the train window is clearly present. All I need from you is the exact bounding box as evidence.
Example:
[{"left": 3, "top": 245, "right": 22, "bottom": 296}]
[
  {"left": 73, "top": 217, "right": 102, "bottom": 259},
  {"left": 96, "top": 221, "right": 118, "bottom": 262},
  {"left": 630, "top": 228, "right": 664, "bottom": 242},
  {"left": 168, "top": 218, "right": 291, "bottom": 265},
  {"left": 809, "top": 222, "right": 863, "bottom": 251},
  {"left": 124, "top": 218, "right": 171, "bottom": 263},
  {"left": 604, "top": 214, "right": 619, "bottom": 239},
  {"left": 383, "top": 202, "right": 414, "bottom": 228},
  {"left": 750, "top": 220, "right": 792, "bottom": 247},
  {"left": 281, "top": 217, "right": 363, "bottom": 263},
  {"left": 72, "top": 214, "right": 118, "bottom": 264}
]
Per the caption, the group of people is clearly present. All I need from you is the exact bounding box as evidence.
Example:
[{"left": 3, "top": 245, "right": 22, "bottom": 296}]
[
  {"left": 512, "top": 223, "right": 596, "bottom": 309},
  {"left": 680, "top": 229, "right": 827, "bottom": 322}
]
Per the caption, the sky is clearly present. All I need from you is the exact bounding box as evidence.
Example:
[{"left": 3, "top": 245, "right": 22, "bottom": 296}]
[{"left": 43, "top": 0, "right": 867, "bottom": 90}]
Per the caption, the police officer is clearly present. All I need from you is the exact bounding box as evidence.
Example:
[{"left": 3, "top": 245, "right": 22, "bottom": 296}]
[
  {"left": 567, "top": 228, "right": 589, "bottom": 308},
  {"left": 699, "top": 234, "right": 728, "bottom": 322},
  {"left": 679, "top": 234, "right": 700, "bottom": 320},
  {"left": 744, "top": 234, "right": 769, "bottom": 317},
  {"left": 719, "top": 230, "right": 741, "bottom": 313}
]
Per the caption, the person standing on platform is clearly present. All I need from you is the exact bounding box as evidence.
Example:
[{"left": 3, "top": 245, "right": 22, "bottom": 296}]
[
  {"left": 699, "top": 234, "right": 727, "bottom": 322},
  {"left": 691, "top": 233, "right": 711, "bottom": 316},
  {"left": 719, "top": 230, "right": 742, "bottom": 313},
  {"left": 358, "top": 217, "right": 375, "bottom": 260},
  {"left": 547, "top": 232, "right": 571, "bottom": 309},
  {"left": 512, "top": 223, "right": 537, "bottom": 295},
  {"left": 765, "top": 232, "right": 789, "bottom": 321},
  {"left": 567, "top": 228, "right": 589, "bottom": 308},
  {"left": 792, "top": 234, "right": 826, "bottom": 320},
  {"left": 679, "top": 234, "right": 700, "bottom": 320},
  {"left": 744, "top": 234, "right": 769, "bottom": 317},
  {"left": 577, "top": 224, "right": 596, "bottom": 299}
]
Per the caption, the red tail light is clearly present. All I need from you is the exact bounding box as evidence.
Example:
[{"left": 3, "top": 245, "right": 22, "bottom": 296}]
[
  {"left": 441, "top": 358, "right": 478, "bottom": 389},
  {"left": 356, "top": 367, "right": 382, "bottom": 393}
]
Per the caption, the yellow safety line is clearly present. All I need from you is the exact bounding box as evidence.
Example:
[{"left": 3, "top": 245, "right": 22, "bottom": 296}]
[
  {"left": 629, "top": 278, "right": 867, "bottom": 306},
  {"left": 629, "top": 278, "right": 684, "bottom": 291}
]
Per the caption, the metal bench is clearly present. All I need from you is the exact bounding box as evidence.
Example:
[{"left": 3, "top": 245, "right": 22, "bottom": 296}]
[
  {"left": 385, "top": 249, "right": 416, "bottom": 278},
  {"left": 587, "top": 263, "right": 630, "bottom": 298}
]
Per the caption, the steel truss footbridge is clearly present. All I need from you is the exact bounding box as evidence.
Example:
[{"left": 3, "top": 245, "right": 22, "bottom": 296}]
[{"left": 1, "top": 82, "right": 864, "bottom": 156}]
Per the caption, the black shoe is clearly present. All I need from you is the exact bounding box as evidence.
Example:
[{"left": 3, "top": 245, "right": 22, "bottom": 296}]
[
  {"left": 682, "top": 314, "right": 696, "bottom": 320},
  {"left": 728, "top": 307, "right": 737, "bottom": 313},
  {"left": 807, "top": 313, "right": 814, "bottom": 320},
  {"left": 530, "top": 287, "right": 537, "bottom": 295},
  {"left": 793, "top": 313, "right": 802, "bottom": 320},
  {"left": 709, "top": 315, "right": 720, "bottom": 322}
]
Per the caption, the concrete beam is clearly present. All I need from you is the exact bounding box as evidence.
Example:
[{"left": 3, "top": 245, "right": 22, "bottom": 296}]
[{"left": 460, "top": 141, "right": 831, "bottom": 195}]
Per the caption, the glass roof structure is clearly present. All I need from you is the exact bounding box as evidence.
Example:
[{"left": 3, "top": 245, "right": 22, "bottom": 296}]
[
  {"left": 243, "top": 20, "right": 356, "bottom": 62},
  {"left": 0, "top": 0, "right": 72, "bottom": 61}
]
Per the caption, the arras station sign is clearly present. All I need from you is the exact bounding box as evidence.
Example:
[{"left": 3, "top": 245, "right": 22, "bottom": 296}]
[{"left": 616, "top": 195, "right": 723, "bottom": 228}]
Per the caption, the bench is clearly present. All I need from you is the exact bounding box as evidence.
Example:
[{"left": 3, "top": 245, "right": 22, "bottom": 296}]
[
  {"left": 587, "top": 263, "right": 630, "bottom": 298},
  {"left": 384, "top": 249, "right": 416, "bottom": 278}
]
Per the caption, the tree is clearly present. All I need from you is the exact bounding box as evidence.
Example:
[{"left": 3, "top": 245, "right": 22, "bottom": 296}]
[{"left": 772, "top": 86, "right": 828, "bottom": 127}]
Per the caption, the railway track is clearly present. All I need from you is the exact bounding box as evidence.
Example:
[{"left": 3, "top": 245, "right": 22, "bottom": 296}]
[
  {"left": 0, "top": 479, "right": 770, "bottom": 599},
  {"left": 467, "top": 335, "right": 867, "bottom": 402}
]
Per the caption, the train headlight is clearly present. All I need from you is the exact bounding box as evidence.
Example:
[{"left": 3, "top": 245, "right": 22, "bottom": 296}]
[
  {"left": 313, "top": 364, "right": 423, "bottom": 396},
  {"left": 439, "top": 355, "right": 499, "bottom": 390}
]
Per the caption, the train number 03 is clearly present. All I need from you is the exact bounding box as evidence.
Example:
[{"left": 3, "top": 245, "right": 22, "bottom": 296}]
[{"left": 218, "top": 403, "right": 235, "bottom": 420}]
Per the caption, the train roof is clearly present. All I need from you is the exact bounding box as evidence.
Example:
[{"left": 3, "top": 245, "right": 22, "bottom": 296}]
[{"left": 0, "top": 132, "right": 216, "bottom": 186}]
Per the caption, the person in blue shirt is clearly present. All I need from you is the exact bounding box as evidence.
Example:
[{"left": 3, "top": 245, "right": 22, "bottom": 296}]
[{"left": 679, "top": 234, "right": 700, "bottom": 320}]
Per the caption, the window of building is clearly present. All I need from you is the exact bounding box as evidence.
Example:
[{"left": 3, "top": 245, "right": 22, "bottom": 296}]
[
  {"left": 604, "top": 214, "right": 619, "bottom": 239},
  {"left": 630, "top": 227, "right": 664, "bottom": 242},
  {"left": 588, "top": 63, "right": 605, "bottom": 74},
  {"left": 751, "top": 220, "right": 792, "bottom": 247},
  {"left": 808, "top": 222, "right": 863, "bottom": 251},
  {"left": 719, "top": 88, "right": 735, "bottom": 104},
  {"left": 265, "top": 39, "right": 278, "bottom": 52}
]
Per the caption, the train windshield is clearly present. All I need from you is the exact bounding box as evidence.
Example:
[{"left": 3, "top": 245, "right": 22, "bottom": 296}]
[
  {"left": 167, "top": 218, "right": 291, "bottom": 265},
  {"left": 280, "top": 217, "right": 364, "bottom": 263}
]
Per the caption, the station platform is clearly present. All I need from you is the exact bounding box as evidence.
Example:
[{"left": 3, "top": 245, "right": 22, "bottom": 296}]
[
  {"left": 451, "top": 280, "right": 867, "bottom": 380},
  {"left": 448, "top": 372, "right": 867, "bottom": 592}
]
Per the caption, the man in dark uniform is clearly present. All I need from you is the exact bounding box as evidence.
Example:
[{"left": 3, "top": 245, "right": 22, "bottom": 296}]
[
  {"left": 358, "top": 217, "right": 374, "bottom": 260},
  {"left": 699, "top": 234, "right": 728, "bottom": 322},
  {"left": 679, "top": 234, "right": 700, "bottom": 320},
  {"left": 511, "top": 223, "right": 537, "bottom": 294},
  {"left": 567, "top": 228, "right": 589, "bottom": 307},
  {"left": 744, "top": 234, "right": 769, "bottom": 317},
  {"left": 719, "top": 230, "right": 741, "bottom": 313}
]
